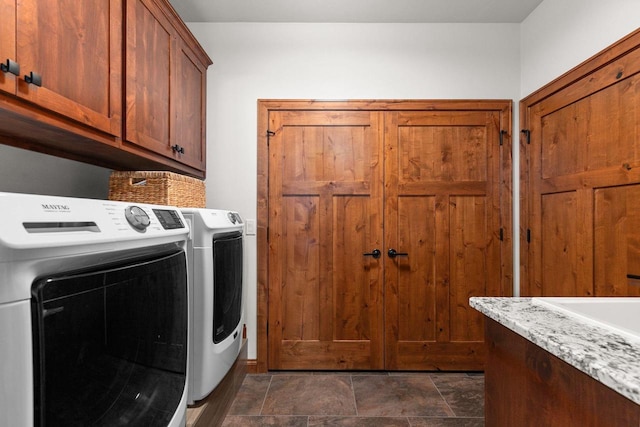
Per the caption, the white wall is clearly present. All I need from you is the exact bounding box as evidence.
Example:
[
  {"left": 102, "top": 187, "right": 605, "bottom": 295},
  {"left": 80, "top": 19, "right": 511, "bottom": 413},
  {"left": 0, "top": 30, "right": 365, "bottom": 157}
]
[
  {"left": 521, "top": 0, "right": 640, "bottom": 97},
  {"left": 187, "top": 22, "right": 521, "bottom": 359},
  {"left": 0, "top": 145, "right": 111, "bottom": 198}
]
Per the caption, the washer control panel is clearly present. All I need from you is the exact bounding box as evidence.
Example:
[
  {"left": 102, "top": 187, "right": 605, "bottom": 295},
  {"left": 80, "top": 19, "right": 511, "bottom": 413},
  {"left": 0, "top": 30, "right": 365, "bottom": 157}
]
[
  {"left": 227, "top": 212, "right": 243, "bottom": 225},
  {"left": 153, "top": 209, "right": 185, "bottom": 230},
  {"left": 125, "top": 206, "right": 151, "bottom": 231}
]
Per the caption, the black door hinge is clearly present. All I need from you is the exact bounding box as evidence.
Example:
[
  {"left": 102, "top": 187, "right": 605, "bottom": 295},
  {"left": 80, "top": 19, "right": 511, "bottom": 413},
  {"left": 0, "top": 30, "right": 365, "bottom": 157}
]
[
  {"left": 499, "top": 228, "right": 504, "bottom": 241},
  {"left": 526, "top": 228, "right": 531, "bottom": 243},
  {"left": 499, "top": 130, "right": 507, "bottom": 146},
  {"left": 266, "top": 130, "right": 275, "bottom": 146},
  {"left": 521, "top": 129, "right": 531, "bottom": 144}
]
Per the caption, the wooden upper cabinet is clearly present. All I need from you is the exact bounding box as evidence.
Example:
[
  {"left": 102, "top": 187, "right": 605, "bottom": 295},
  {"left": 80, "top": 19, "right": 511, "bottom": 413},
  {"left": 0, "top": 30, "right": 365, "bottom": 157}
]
[
  {"left": 0, "top": 0, "right": 210, "bottom": 177},
  {"left": 125, "top": 0, "right": 210, "bottom": 174},
  {"left": 174, "top": 38, "right": 208, "bottom": 171},
  {"left": 0, "top": 0, "right": 122, "bottom": 137},
  {"left": 125, "top": 0, "right": 173, "bottom": 153}
]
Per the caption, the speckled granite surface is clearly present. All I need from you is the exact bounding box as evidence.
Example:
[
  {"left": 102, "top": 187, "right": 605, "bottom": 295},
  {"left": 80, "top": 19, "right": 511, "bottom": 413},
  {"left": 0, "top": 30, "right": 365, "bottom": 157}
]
[{"left": 470, "top": 297, "right": 640, "bottom": 405}]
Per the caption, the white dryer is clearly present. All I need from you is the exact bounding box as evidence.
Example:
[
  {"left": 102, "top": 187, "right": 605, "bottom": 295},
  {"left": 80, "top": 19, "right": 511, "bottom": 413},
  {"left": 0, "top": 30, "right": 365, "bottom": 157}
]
[{"left": 181, "top": 208, "right": 244, "bottom": 403}]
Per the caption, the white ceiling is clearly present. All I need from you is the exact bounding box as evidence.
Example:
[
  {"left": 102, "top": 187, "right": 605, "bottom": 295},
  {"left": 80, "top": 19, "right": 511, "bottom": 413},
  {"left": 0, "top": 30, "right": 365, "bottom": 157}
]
[{"left": 168, "top": 0, "right": 544, "bottom": 23}]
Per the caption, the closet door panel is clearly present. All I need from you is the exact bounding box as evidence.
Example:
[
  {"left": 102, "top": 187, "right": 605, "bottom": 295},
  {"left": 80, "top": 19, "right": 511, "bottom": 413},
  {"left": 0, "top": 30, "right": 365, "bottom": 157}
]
[
  {"left": 268, "top": 110, "right": 384, "bottom": 370},
  {"left": 385, "top": 110, "right": 502, "bottom": 371},
  {"left": 595, "top": 185, "right": 640, "bottom": 296}
]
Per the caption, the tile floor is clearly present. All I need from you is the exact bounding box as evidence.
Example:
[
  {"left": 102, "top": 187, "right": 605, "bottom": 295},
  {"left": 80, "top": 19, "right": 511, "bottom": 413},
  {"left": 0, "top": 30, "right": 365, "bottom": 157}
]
[{"left": 222, "top": 372, "right": 484, "bottom": 426}]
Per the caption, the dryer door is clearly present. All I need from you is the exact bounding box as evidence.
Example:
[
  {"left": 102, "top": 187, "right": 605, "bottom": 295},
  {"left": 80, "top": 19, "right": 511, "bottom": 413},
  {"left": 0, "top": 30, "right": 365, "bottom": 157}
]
[{"left": 212, "top": 231, "right": 243, "bottom": 344}]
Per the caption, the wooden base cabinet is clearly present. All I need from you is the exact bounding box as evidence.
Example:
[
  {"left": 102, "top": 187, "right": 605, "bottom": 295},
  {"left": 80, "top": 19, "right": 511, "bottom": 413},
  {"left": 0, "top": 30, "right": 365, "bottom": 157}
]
[
  {"left": 485, "top": 319, "right": 640, "bottom": 426},
  {"left": 0, "top": 0, "right": 210, "bottom": 178}
]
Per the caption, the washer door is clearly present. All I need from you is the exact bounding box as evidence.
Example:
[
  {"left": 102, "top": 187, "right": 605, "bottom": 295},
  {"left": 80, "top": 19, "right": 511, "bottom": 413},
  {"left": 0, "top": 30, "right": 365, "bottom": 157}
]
[{"left": 31, "top": 250, "right": 187, "bottom": 427}]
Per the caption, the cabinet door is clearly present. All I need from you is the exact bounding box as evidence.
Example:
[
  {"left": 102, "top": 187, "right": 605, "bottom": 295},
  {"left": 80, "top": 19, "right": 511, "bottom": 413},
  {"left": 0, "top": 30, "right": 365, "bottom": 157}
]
[
  {"left": 0, "top": 0, "right": 16, "bottom": 94},
  {"left": 16, "top": 0, "right": 122, "bottom": 137},
  {"left": 173, "top": 39, "right": 207, "bottom": 171},
  {"left": 125, "top": 0, "right": 174, "bottom": 156}
]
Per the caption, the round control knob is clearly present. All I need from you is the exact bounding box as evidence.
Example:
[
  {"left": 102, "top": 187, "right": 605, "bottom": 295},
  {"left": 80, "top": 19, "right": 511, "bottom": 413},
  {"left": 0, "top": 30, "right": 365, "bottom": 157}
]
[
  {"left": 227, "top": 212, "right": 237, "bottom": 224},
  {"left": 125, "top": 206, "right": 150, "bottom": 231}
]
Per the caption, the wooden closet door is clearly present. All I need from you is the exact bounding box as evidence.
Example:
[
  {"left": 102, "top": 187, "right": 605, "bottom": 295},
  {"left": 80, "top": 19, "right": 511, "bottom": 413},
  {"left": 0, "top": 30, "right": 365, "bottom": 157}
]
[
  {"left": 520, "top": 30, "right": 640, "bottom": 297},
  {"left": 524, "top": 49, "right": 640, "bottom": 297},
  {"left": 384, "top": 111, "right": 503, "bottom": 370},
  {"left": 267, "top": 110, "right": 385, "bottom": 370}
]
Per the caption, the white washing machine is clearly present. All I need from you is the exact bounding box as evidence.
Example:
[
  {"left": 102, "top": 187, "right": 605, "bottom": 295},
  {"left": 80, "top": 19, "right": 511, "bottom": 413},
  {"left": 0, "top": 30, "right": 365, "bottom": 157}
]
[
  {"left": 181, "top": 208, "right": 244, "bottom": 404},
  {"left": 0, "top": 192, "right": 190, "bottom": 427}
]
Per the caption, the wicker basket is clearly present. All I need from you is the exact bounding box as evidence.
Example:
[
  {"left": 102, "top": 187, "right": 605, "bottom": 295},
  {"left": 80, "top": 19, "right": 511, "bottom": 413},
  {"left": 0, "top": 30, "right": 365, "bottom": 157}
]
[{"left": 108, "top": 171, "right": 206, "bottom": 208}]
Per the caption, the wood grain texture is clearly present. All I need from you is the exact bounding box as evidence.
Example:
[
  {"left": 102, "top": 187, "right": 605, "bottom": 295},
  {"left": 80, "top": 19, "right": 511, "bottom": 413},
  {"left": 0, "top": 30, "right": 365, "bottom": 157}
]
[
  {"left": 484, "top": 319, "right": 640, "bottom": 427},
  {"left": 594, "top": 185, "right": 640, "bottom": 296},
  {"left": 0, "top": 0, "right": 209, "bottom": 178},
  {"left": 522, "top": 28, "right": 640, "bottom": 297},
  {"left": 125, "top": 0, "right": 172, "bottom": 151},
  {"left": 384, "top": 109, "right": 504, "bottom": 371},
  {"left": 267, "top": 110, "right": 384, "bottom": 370},
  {"left": 9, "top": 0, "right": 122, "bottom": 135},
  {"left": 257, "top": 100, "right": 512, "bottom": 372},
  {"left": 124, "top": 0, "right": 209, "bottom": 173},
  {"left": 0, "top": 0, "right": 17, "bottom": 94},
  {"left": 174, "top": 38, "right": 207, "bottom": 170}
]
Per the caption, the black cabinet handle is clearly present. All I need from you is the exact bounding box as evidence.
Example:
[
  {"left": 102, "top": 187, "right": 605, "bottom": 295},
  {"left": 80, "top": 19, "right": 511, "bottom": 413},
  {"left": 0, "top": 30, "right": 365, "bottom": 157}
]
[
  {"left": 172, "top": 144, "right": 185, "bottom": 154},
  {"left": 387, "top": 248, "right": 408, "bottom": 258},
  {"left": 0, "top": 59, "right": 19, "bottom": 76},
  {"left": 363, "top": 249, "right": 381, "bottom": 259},
  {"left": 24, "top": 71, "right": 42, "bottom": 87}
]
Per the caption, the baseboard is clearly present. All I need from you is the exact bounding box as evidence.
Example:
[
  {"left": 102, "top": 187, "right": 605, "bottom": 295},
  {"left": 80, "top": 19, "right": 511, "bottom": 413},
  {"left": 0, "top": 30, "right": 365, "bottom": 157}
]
[
  {"left": 245, "top": 359, "right": 258, "bottom": 374},
  {"left": 186, "top": 339, "right": 249, "bottom": 427}
]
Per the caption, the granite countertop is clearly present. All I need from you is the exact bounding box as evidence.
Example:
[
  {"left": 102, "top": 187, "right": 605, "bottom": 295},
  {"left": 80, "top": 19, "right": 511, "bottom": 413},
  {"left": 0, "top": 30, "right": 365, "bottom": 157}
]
[{"left": 470, "top": 297, "right": 640, "bottom": 405}]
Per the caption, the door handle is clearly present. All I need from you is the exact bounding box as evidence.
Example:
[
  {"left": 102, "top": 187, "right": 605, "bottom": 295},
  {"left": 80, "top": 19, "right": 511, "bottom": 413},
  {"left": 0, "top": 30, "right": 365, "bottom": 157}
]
[
  {"left": 363, "top": 249, "right": 381, "bottom": 259},
  {"left": 387, "top": 248, "right": 408, "bottom": 258}
]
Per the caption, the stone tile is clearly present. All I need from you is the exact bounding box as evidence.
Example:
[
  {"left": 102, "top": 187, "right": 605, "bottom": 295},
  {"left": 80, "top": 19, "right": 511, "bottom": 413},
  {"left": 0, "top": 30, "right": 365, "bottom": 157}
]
[
  {"left": 221, "top": 415, "right": 308, "bottom": 426},
  {"left": 352, "top": 375, "right": 454, "bottom": 417},
  {"left": 261, "top": 375, "right": 357, "bottom": 416},
  {"left": 269, "top": 371, "right": 320, "bottom": 376},
  {"left": 226, "top": 375, "right": 272, "bottom": 415},
  {"left": 430, "top": 375, "right": 484, "bottom": 418},
  {"left": 408, "top": 417, "right": 484, "bottom": 427},
  {"left": 326, "top": 371, "right": 389, "bottom": 376},
  {"left": 309, "top": 416, "right": 411, "bottom": 426}
]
